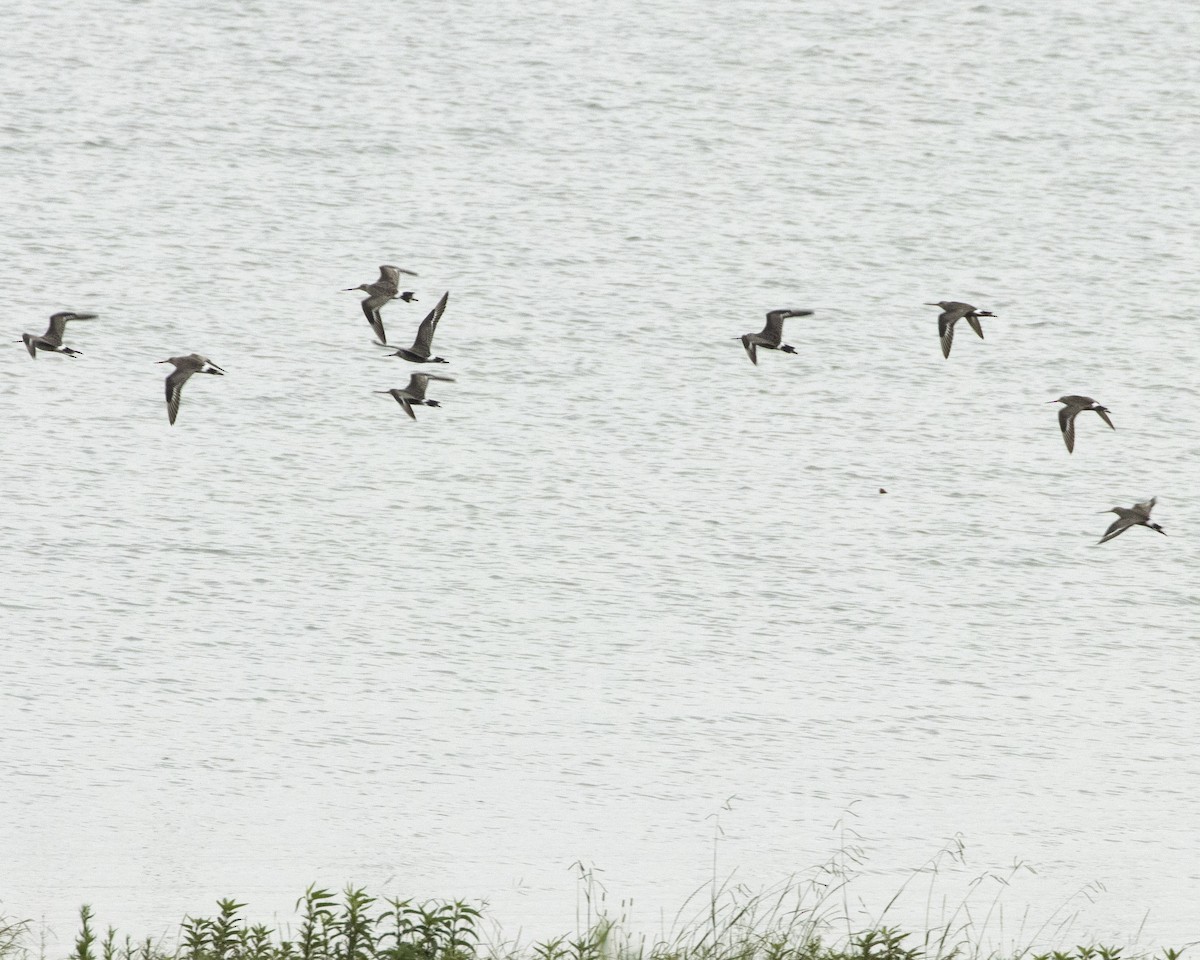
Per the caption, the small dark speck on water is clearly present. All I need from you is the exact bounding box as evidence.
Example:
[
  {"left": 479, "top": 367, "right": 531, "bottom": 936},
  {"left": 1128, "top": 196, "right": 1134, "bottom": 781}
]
[{"left": 879, "top": 488, "right": 887, "bottom": 494}]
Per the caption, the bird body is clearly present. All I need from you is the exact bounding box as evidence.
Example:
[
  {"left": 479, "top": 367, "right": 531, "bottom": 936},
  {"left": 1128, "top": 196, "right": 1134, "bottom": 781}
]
[
  {"left": 376, "top": 291, "right": 450, "bottom": 363},
  {"left": 1049, "top": 395, "right": 1114, "bottom": 453},
  {"left": 158, "top": 354, "right": 225, "bottom": 425},
  {"left": 737, "top": 309, "right": 814, "bottom": 365},
  {"left": 375, "top": 373, "right": 455, "bottom": 420},
  {"left": 1098, "top": 497, "right": 1166, "bottom": 543},
  {"left": 345, "top": 265, "right": 418, "bottom": 343},
  {"left": 927, "top": 301, "right": 995, "bottom": 358},
  {"left": 18, "top": 311, "right": 96, "bottom": 358}
]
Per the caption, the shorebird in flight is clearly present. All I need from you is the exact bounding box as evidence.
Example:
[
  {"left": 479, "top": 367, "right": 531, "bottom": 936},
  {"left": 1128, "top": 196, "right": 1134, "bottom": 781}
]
[
  {"left": 1098, "top": 497, "right": 1166, "bottom": 544},
  {"left": 345, "top": 265, "right": 418, "bottom": 343},
  {"left": 736, "top": 309, "right": 814, "bottom": 365},
  {"left": 375, "top": 373, "right": 455, "bottom": 420},
  {"left": 926, "top": 301, "right": 996, "bottom": 358},
  {"left": 17, "top": 311, "right": 96, "bottom": 358},
  {"left": 158, "top": 354, "right": 225, "bottom": 425},
  {"left": 1049, "top": 395, "right": 1114, "bottom": 453},
  {"left": 375, "top": 291, "right": 450, "bottom": 363}
]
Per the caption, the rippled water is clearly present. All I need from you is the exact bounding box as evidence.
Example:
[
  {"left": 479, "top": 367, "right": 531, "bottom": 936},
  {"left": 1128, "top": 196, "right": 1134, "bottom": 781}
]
[{"left": 3, "top": 0, "right": 1198, "bottom": 948}]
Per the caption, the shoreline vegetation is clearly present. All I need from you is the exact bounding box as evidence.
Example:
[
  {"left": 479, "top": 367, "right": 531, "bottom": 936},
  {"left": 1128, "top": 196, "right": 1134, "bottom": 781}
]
[{"left": 0, "top": 857, "right": 1188, "bottom": 960}]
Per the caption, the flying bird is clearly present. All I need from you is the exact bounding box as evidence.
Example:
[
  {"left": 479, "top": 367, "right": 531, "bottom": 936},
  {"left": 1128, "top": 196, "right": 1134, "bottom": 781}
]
[
  {"left": 17, "top": 311, "right": 96, "bottom": 358},
  {"left": 1098, "top": 497, "right": 1166, "bottom": 544},
  {"left": 736, "top": 309, "right": 814, "bottom": 365},
  {"left": 158, "top": 354, "right": 225, "bottom": 425},
  {"left": 374, "top": 373, "right": 455, "bottom": 420},
  {"left": 926, "top": 301, "right": 996, "bottom": 358},
  {"left": 345, "top": 265, "right": 418, "bottom": 343},
  {"left": 375, "top": 291, "right": 450, "bottom": 363},
  {"left": 1049, "top": 395, "right": 1114, "bottom": 453}
]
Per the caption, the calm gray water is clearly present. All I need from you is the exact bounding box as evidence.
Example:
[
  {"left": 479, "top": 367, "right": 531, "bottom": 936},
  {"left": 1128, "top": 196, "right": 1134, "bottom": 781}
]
[{"left": 3, "top": 0, "right": 1199, "bottom": 949}]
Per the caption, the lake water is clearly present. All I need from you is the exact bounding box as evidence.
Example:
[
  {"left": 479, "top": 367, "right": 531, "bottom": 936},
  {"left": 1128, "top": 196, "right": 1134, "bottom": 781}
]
[{"left": 2, "top": 0, "right": 1198, "bottom": 950}]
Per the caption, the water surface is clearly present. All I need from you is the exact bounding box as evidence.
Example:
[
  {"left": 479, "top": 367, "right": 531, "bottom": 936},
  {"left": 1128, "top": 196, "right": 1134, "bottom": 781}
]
[{"left": 2, "top": 0, "right": 1198, "bottom": 948}]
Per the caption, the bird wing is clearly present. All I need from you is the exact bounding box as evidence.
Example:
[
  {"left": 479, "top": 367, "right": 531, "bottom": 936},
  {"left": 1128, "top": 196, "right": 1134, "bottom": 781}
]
[
  {"left": 165, "top": 369, "right": 191, "bottom": 425},
  {"left": 1096, "top": 407, "right": 1115, "bottom": 430},
  {"left": 1133, "top": 497, "right": 1156, "bottom": 519},
  {"left": 393, "top": 394, "right": 417, "bottom": 420},
  {"left": 1098, "top": 515, "right": 1134, "bottom": 543},
  {"left": 405, "top": 374, "right": 429, "bottom": 400},
  {"left": 760, "top": 312, "right": 786, "bottom": 345},
  {"left": 22, "top": 334, "right": 38, "bottom": 358},
  {"left": 742, "top": 337, "right": 758, "bottom": 365},
  {"left": 938, "top": 315, "right": 955, "bottom": 358},
  {"left": 44, "top": 312, "right": 95, "bottom": 344},
  {"left": 966, "top": 314, "right": 985, "bottom": 340},
  {"left": 44, "top": 315, "right": 67, "bottom": 344},
  {"left": 413, "top": 291, "right": 449, "bottom": 354},
  {"left": 361, "top": 296, "right": 388, "bottom": 343},
  {"left": 1058, "top": 406, "right": 1077, "bottom": 453},
  {"left": 379, "top": 265, "right": 401, "bottom": 286}
]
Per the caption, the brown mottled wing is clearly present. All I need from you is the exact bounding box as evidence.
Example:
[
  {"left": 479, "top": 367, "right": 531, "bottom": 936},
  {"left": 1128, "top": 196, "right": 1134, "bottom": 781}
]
[
  {"left": 1132, "top": 497, "right": 1156, "bottom": 520},
  {"left": 413, "top": 291, "right": 449, "bottom": 354},
  {"left": 1058, "top": 406, "right": 1077, "bottom": 453}
]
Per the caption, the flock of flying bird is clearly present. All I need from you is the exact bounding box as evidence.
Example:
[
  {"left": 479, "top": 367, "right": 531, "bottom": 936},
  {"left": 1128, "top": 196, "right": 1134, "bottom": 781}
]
[
  {"left": 16, "top": 280, "right": 1167, "bottom": 546},
  {"left": 735, "top": 300, "right": 1167, "bottom": 546}
]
